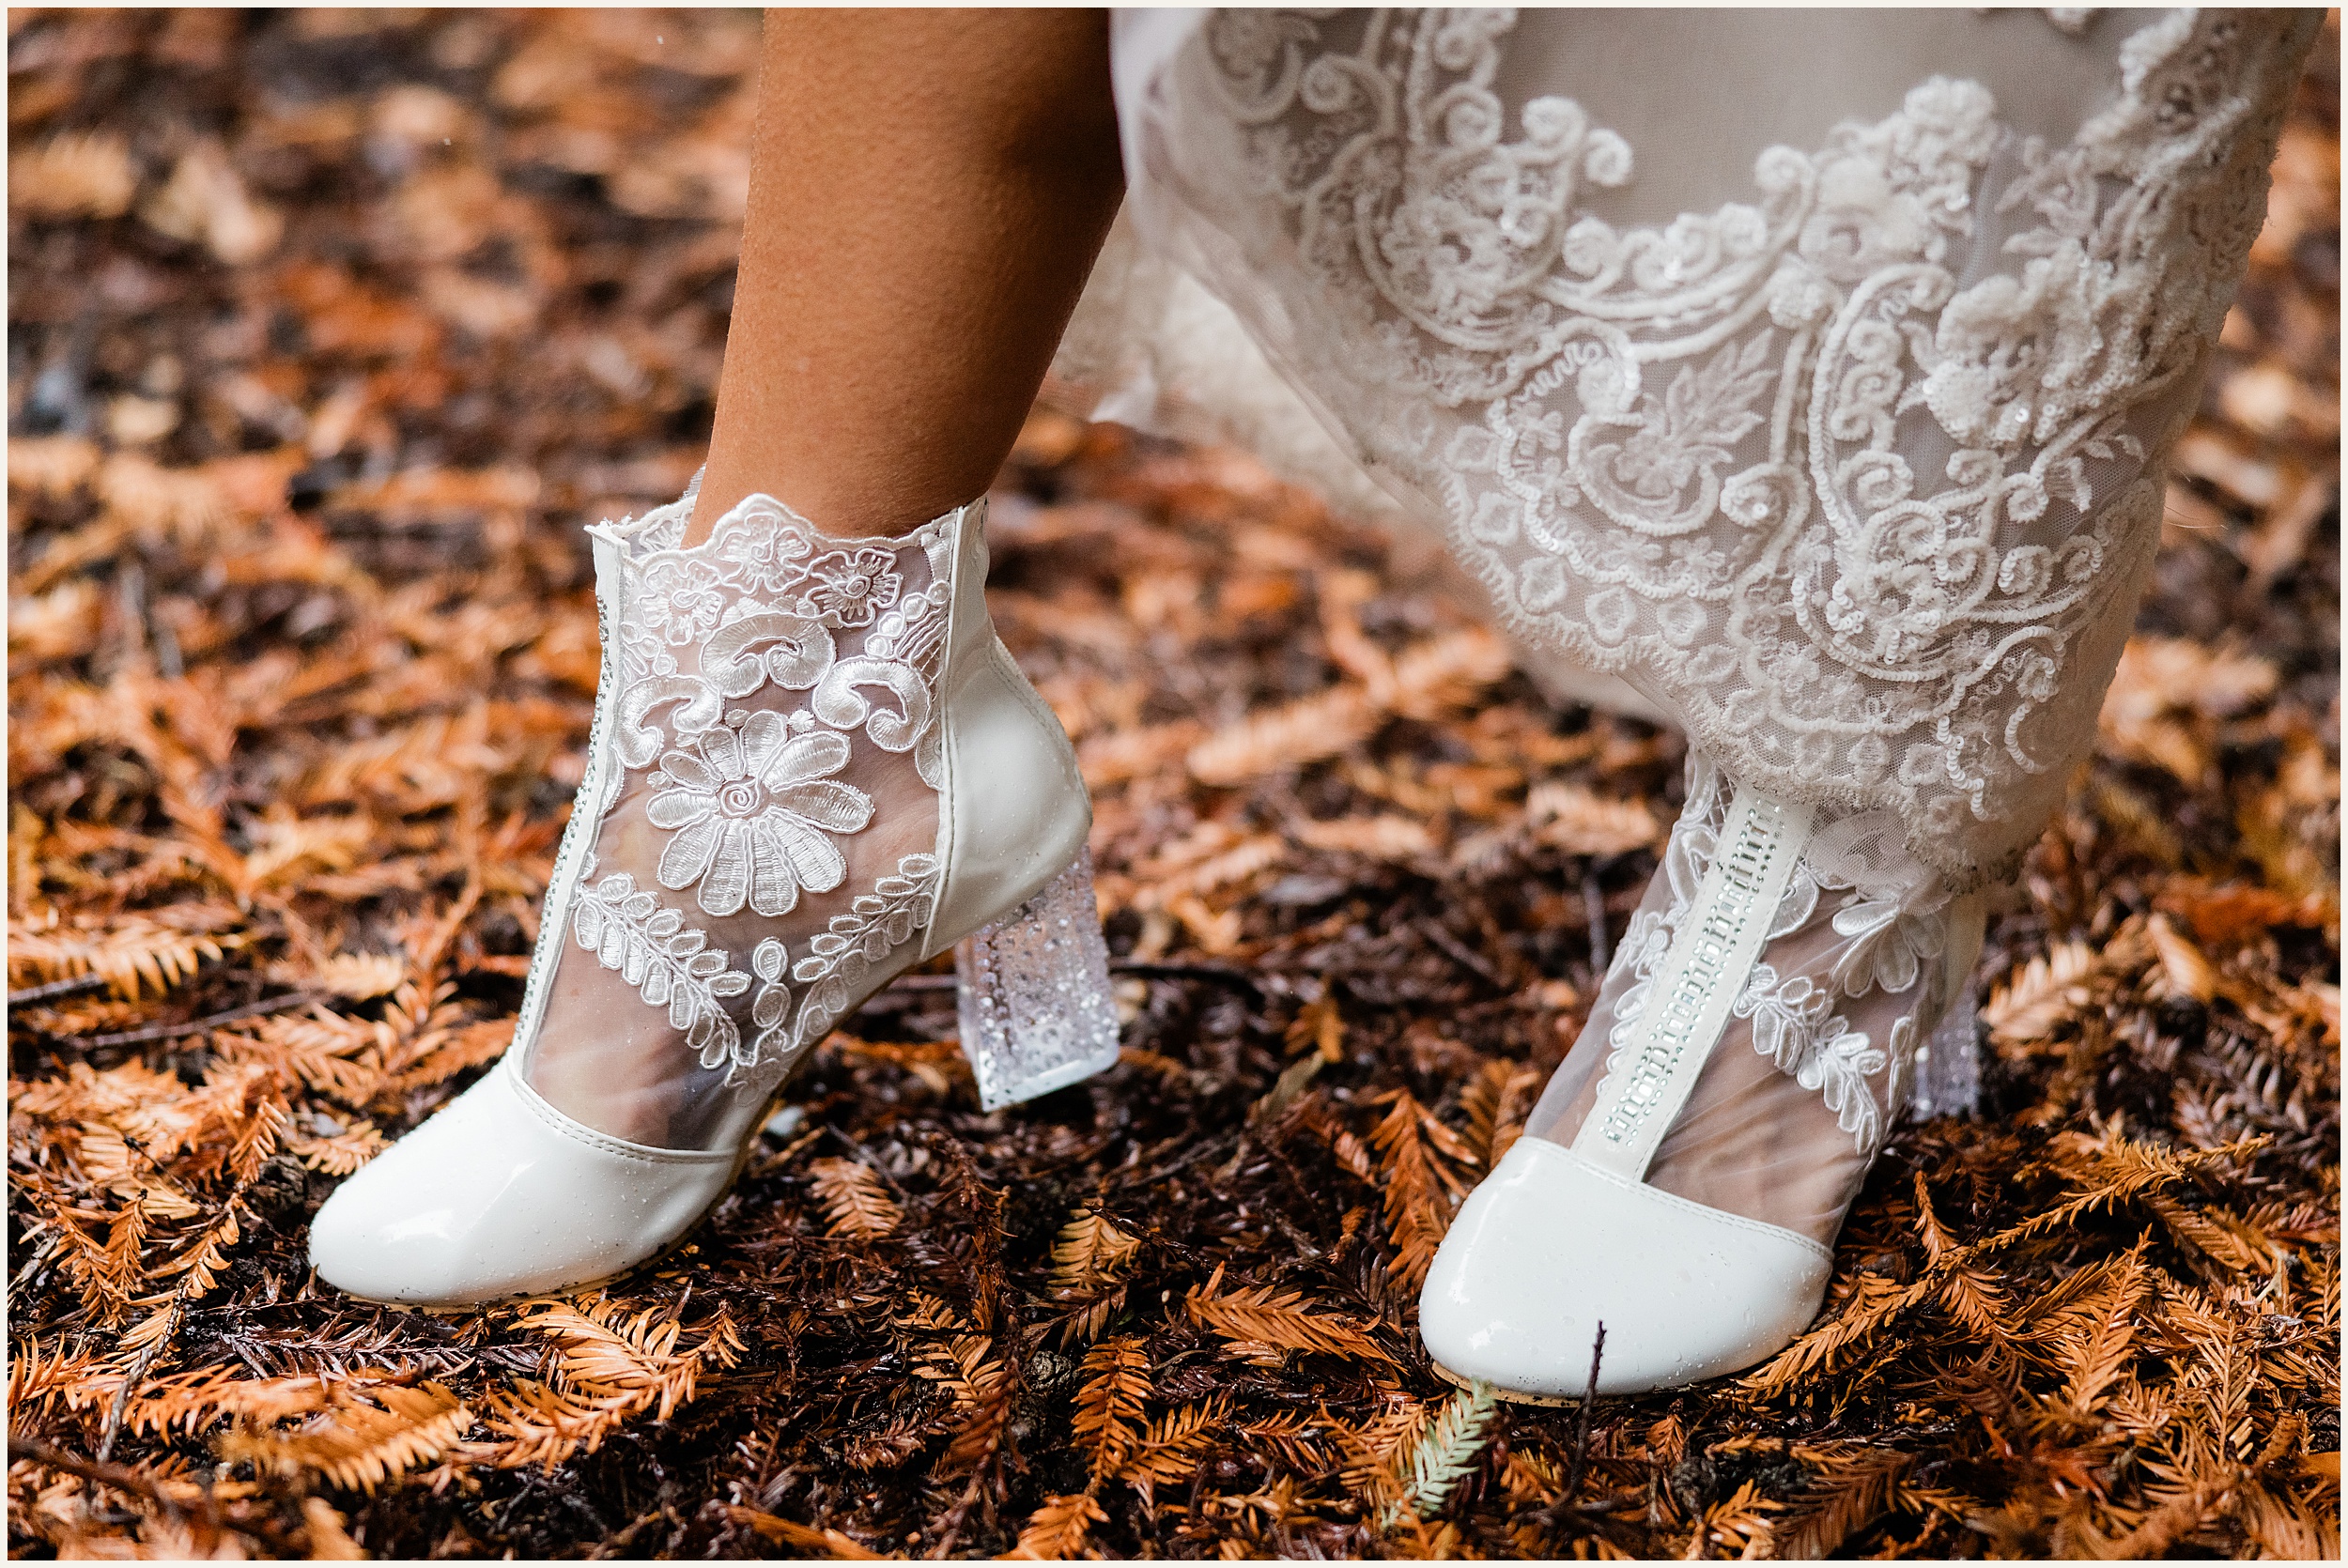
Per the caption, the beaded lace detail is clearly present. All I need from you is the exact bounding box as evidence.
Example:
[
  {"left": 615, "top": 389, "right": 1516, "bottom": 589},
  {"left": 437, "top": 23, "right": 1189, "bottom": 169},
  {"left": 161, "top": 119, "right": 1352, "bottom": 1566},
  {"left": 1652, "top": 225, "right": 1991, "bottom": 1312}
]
[
  {"left": 1600, "top": 755, "right": 1963, "bottom": 1160},
  {"left": 1127, "top": 8, "right": 2317, "bottom": 884}
]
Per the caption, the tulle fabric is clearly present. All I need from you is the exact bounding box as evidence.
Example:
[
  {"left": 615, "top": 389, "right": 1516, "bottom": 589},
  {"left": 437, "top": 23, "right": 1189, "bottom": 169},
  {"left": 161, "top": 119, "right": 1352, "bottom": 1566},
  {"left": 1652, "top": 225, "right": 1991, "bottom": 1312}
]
[
  {"left": 1086, "top": 8, "right": 2319, "bottom": 887},
  {"left": 1520, "top": 755, "right": 1985, "bottom": 1247},
  {"left": 1074, "top": 7, "right": 2310, "bottom": 1204}
]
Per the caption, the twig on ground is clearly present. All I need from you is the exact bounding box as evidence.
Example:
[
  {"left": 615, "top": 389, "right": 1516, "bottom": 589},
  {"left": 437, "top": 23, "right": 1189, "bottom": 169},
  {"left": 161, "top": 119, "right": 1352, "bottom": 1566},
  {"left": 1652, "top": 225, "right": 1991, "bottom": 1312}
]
[
  {"left": 1111, "top": 961, "right": 1264, "bottom": 998},
  {"left": 826, "top": 1124, "right": 915, "bottom": 1206},
  {"left": 1119, "top": 1129, "right": 1245, "bottom": 1194},
  {"left": 8, "top": 1432, "right": 191, "bottom": 1526},
  {"left": 7, "top": 972, "right": 112, "bottom": 1007},
  {"left": 1563, "top": 1321, "right": 1606, "bottom": 1507},
  {"left": 925, "top": 1462, "right": 990, "bottom": 1560},
  {"left": 69, "top": 992, "right": 321, "bottom": 1050},
  {"left": 95, "top": 1294, "right": 187, "bottom": 1465},
  {"left": 1419, "top": 919, "right": 1505, "bottom": 988}
]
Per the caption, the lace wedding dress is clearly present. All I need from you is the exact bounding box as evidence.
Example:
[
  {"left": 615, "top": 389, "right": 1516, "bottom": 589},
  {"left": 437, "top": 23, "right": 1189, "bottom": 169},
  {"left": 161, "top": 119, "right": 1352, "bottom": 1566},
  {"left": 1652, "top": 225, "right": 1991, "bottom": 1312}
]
[{"left": 1062, "top": 8, "right": 2315, "bottom": 1385}]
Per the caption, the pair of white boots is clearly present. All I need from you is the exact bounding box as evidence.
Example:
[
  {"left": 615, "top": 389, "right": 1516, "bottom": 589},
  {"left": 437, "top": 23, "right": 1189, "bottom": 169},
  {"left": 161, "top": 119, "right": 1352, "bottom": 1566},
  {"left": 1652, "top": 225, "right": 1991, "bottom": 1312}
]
[{"left": 313, "top": 484, "right": 1970, "bottom": 1399}]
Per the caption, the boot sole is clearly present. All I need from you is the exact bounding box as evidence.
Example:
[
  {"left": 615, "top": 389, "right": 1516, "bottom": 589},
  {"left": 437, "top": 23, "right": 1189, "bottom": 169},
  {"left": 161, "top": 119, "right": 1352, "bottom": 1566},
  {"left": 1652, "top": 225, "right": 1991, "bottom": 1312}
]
[{"left": 1429, "top": 1357, "right": 1594, "bottom": 1408}]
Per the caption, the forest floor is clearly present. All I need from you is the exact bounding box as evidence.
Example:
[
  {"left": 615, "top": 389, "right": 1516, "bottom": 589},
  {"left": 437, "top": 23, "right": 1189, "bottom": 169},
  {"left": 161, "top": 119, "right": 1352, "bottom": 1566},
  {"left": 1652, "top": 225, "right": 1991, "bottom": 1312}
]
[{"left": 7, "top": 10, "right": 2340, "bottom": 1560}]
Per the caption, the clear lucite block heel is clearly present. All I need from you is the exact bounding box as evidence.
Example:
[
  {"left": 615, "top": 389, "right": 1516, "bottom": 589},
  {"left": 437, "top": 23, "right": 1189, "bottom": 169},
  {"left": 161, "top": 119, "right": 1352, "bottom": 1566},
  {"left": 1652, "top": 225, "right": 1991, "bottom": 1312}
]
[
  {"left": 954, "top": 849, "right": 1120, "bottom": 1111},
  {"left": 1908, "top": 975, "right": 1983, "bottom": 1120}
]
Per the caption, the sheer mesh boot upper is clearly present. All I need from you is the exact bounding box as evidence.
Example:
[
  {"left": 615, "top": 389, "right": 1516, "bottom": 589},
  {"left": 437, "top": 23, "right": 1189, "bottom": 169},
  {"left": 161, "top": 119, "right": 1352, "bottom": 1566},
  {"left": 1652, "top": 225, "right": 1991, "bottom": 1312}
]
[
  {"left": 519, "top": 489, "right": 961, "bottom": 1154},
  {"left": 1522, "top": 753, "right": 1987, "bottom": 1247}
]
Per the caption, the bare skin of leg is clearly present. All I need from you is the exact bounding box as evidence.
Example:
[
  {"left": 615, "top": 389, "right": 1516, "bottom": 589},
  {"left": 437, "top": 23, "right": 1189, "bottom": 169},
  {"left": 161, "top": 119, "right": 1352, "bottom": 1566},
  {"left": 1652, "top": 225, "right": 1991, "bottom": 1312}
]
[
  {"left": 531, "top": 10, "right": 1125, "bottom": 1144},
  {"left": 687, "top": 8, "right": 1126, "bottom": 544}
]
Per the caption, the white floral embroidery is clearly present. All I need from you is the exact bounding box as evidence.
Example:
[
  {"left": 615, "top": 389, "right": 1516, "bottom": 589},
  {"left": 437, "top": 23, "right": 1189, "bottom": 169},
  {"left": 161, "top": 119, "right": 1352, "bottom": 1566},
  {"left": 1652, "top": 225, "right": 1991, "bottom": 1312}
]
[
  {"left": 1828, "top": 894, "right": 1938, "bottom": 999},
  {"left": 569, "top": 871, "right": 753, "bottom": 1073},
  {"left": 796, "top": 548, "right": 904, "bottom": 627},
  {"left": 1142, "top": 8, "right": 2316, "bottom": 883},
  {"left": 554, "top": 496, "right": 961, "bottom": 1080},
  {"left": 1741, "top": 966, "right": 1889, "bottom": 1153},
  {"left": 646, "top": 714, "right": 873, "bottom": 918},
  {"left": 1597, "top": 755, "right": 1958, "bottom": 1160},
  {"left": 718, "top": 510, "right": 816, "bottom": 595},
  {"left": 749, "top": 937, "right": 793, "bottom": 1054},
  {"left": 787, "top": 852, "right": 943, "bottom": 1056},
  {"left": 638, "top": 557, "right": 728, "bottom": 648}
]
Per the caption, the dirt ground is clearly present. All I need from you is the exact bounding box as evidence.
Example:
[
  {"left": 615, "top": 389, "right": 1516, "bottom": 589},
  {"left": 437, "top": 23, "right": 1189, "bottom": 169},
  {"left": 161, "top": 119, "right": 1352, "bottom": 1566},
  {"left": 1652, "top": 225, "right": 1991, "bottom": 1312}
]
[{"left": 8, "top": 9, "right": 2340, "bottom": 1560}]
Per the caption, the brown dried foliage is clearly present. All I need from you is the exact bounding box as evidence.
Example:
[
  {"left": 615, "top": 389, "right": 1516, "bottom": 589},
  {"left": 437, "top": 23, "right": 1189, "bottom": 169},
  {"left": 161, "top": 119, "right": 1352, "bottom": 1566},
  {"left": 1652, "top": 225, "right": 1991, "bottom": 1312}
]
[{"left": 7, "top": 8, "right": 2338, "bottom": 1559}]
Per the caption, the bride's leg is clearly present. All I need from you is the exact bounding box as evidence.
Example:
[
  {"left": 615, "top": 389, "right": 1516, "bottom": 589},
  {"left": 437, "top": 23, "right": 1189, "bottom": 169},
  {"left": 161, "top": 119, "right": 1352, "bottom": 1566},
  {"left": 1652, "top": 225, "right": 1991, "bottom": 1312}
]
[
  {"left": 689, "top": 8, "right": 1125, "bottom": 542},
  {"left": 528, "top": 9, "right": 1124, "bottom": 1145},
  {"left": 310, "top": 11, "right": 1130, "bottom": 1305}
]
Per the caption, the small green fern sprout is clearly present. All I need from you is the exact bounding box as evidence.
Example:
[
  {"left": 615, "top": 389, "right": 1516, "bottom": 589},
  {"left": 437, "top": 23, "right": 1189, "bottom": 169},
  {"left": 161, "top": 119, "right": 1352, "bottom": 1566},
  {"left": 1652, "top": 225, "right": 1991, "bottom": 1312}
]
[{"left": 1387, "top": 1377, "right": 1497, "bottom": 1527}]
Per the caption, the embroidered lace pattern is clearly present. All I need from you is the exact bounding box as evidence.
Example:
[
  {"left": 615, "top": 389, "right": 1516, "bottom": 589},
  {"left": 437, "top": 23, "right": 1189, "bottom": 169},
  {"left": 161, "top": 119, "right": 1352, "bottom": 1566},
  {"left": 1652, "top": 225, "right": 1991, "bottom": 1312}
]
[
  {"left": 569, "top": 870, "right": 754, "bottom": 1070},
  {"left": 1523, "top": 753, "right": 1987, "bottom": 1243},
  {"left": 615, "top": 497, "right": 951, "bottom": 1063},
  {"left": 1608, "top": 757, "right": 1963, "bottom": 1164},
  {"left": 520, "top": 492, "right": 955, "bottom": 1148},
  {"left": 1125, "top": 8, "right": 2317, "bottom": 886}
]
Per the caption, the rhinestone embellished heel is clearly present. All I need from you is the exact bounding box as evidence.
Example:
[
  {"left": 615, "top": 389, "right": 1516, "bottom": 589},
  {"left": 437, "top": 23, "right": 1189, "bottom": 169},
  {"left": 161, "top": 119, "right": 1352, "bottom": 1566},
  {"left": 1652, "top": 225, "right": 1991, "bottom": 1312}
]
[{"left": 955, "top": 849, "right": 1120, "bottom": 1112}]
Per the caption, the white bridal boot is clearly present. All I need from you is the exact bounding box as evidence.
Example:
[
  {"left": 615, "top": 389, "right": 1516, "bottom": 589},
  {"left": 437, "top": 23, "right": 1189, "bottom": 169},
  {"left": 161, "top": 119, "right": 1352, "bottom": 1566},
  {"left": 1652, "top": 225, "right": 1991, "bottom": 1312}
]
[
  {"left": 1420, "top": 756, "right": 1985, "bottom": 1397},
  {"left": 308, "top": 482, "right": 1119, "bottom": 1305}
]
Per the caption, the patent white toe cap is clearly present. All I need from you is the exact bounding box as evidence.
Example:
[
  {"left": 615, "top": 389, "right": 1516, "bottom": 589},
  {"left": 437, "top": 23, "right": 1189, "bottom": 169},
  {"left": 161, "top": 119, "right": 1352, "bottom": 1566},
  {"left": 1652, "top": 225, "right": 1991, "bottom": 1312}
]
[
  {"left": 1418, "top": 1137, "right": 1833, "bottom": 1396},
  {"left": 307, "top": 1058, "right": 736, "bottom": 1306}
]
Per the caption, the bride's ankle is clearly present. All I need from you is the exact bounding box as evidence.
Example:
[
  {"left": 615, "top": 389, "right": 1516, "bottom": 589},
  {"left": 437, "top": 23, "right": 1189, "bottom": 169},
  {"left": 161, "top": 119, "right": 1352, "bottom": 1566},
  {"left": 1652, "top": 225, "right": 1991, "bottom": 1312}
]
[{"left": 685, "top": 457, "right": 992, "bottom": 547}]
